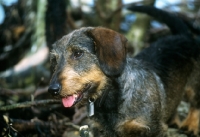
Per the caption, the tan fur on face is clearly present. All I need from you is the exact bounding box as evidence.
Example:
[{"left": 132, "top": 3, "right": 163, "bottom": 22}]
[{"left": 59, "top": 65, "right": 107, "bottom": 99}]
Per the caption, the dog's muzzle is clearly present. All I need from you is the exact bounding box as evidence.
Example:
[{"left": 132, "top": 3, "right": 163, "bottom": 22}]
[{"left": 48, "top": 83, "right": 61, "bottom": 96}]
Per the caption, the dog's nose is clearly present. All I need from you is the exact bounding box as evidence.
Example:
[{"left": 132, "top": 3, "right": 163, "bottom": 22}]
[{"left": 48, "top": 83, "right": 61, "bottom": 96}]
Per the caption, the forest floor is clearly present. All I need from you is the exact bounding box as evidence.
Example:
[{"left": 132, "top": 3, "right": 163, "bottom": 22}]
[{"left": 0, "top": 86, "right": 191, "bottom": 137}]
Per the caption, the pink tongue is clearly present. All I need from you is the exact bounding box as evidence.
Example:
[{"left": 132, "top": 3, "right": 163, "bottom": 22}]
[{"left": 62, "top": 95, "right": 76, "bottom": 107}]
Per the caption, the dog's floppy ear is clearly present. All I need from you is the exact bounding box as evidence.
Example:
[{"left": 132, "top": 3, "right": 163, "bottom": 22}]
[{"left": 87, "top": 27, "right": 127, "bottom": 76}]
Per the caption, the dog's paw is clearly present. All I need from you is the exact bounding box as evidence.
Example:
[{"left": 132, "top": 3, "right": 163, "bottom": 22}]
[
  {"left": 179, "top": 108, "right": 200, "bottom": 137},
  {"left": 179, "top": 126, "right": 198, "bottom": 137}
]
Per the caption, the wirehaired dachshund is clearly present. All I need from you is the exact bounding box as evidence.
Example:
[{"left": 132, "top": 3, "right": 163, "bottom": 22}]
[{"left": 48, "top": 5, "right": 200, "bottom": 137}]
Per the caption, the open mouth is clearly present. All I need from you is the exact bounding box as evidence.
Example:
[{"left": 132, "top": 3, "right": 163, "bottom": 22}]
[{"left": 62, "top": 83, "right": 91, "bottom": 107}]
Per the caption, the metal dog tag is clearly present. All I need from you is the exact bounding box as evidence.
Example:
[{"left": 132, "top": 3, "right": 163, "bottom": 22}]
[{"left": 87, "top": 99, "right": 94, "bottom": 117}]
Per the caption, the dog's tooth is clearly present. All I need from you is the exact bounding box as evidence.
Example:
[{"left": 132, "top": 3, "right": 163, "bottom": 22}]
[{"left": 74, "top": 94, "right": 78, "bottom": 99}]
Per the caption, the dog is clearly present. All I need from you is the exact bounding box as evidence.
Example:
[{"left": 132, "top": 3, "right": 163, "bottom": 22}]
[{"left": 48, "top": 6, "right": 200, "bottom": 137}]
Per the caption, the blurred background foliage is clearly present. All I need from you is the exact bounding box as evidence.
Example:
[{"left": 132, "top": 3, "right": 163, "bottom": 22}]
[
  {"left": 0, "top": 0, "right": 199, "bottom": 136},
  {"left": 0, "top": 0, "right": 199, "bottom": 88}
]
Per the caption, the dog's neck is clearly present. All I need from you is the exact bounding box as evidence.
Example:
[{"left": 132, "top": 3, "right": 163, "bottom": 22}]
[
  {"left": 92, "top": 58, "right": 137, "bottom": 112},
  {"left": 91, "top": 58, "right": 150, "bottom": 115},
  {"left": 94, "top": 79, "right": 120, "bottom": 112}
]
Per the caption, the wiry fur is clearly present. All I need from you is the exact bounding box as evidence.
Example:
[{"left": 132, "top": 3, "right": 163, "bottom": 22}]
[{"left": 48, "top": 6, "right": 200, "bottom": 137}]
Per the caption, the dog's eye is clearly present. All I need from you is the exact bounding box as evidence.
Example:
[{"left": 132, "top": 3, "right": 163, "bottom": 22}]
[{"left": 72, "top": 50, "right": 84, "bottom": 59}]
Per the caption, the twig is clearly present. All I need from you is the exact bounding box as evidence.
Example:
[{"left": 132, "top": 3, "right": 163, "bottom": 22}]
[
  {"left": 0, "top": 99, "right": 61, "bottom": 111},
  {"left": 34, "top": 86, "right": 48, "bottom": 97},
  {"left": 65, "top": 122, "right": 80, "bottom": 130},
  {"left": 10, "top": 117, "right": 79, "bottom": 132},
  {"left": 0, "top": 88, "right": 34, "bottom": 96}
]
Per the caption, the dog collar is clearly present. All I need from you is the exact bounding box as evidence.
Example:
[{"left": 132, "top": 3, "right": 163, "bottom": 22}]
[{"left": 87, "top": 89, "right": 109, "bottom": 117}]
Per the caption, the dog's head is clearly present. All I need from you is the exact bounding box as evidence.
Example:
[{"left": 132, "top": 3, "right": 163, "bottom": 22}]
[{"left": 48, "top": 27, "right": 127, "bottom": 107}]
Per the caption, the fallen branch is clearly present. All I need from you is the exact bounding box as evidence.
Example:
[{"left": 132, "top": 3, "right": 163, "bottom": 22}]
[
  {"left": 0, "top": 99, "right": 61, "bottom": 111},
  {"left": 0, "top": 88, "right": 34, "bottom": 96},
  {"left": 11, "top": 117, "right": 79, "bottom": 132}
]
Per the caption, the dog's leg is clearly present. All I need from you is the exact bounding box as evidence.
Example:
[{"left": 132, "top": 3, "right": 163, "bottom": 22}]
[
  {"left": 180, "top": 86, "right": 200, "bottom": 136},
  {"left": 89, "top": 121, "right": 104, "bottom": 137},
  {"left": 116, "top": 119, "right": 150, "bottom": 137},
  {"left": 116, "top": 118, "right": 165, "bottom": 137},
  {"left": 167, "top": 112, "right": 181, "bottom": 128}
]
